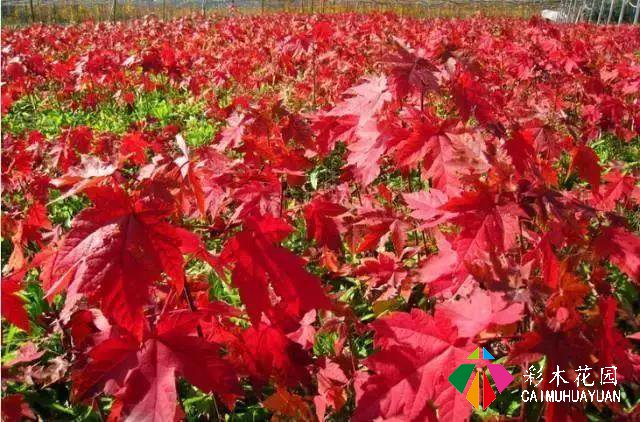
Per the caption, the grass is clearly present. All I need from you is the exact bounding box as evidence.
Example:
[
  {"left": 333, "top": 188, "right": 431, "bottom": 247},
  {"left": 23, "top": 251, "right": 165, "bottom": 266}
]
[
  {"left": 591, "top": 134, "right": 640, "bottom": 170},
  {"left": 2, "top": 89, "right": 221, "bottom": 147}
]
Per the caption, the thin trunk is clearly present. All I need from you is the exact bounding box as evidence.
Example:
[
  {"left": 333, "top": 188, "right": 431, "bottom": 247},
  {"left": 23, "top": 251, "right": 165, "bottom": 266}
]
[
  {"left": 183, "top": 283, "right": 204, "bottom": 338},
  {"left": 589, "top": 0, "right": 597, "bottom": 20},
  {"left": 607, "top": 0, "right": 616, "bottom": 23},
  {"left": 111, "top": 0, "right": 116, "bottom": 23},
  {"left": 210, "top": 396, "right": 222, "bottom": 422},
  {"left": 29, "top": 0, "right": 35, "bottom": 22},
  {"left": 568, "top": 0, "right": 577, "bottom": 21},
  {"left": 575, "top": 2, "right": 583, "bottom": 22},
  {"left": 618, "top": 0, "right": 627, "bottom": 23},
  {"left": 312, "top": 45, "right": 317, "bottom": 107},
  {"left": 597, "top": 0, "right": 605, "bottom": 23}
]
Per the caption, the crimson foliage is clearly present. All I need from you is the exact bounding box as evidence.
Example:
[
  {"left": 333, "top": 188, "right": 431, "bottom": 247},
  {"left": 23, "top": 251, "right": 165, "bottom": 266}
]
[{"left": 2, "top": 13, "right": 640, "bottom": 421}]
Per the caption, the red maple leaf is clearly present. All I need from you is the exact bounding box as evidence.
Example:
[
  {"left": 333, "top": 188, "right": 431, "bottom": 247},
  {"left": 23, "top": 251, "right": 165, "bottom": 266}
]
[
  {"left": 50, "top": 155, "right": 117, "bottom": 201},
  {"left": 436, "top": 284, "right": 524, "bottom": 338},
  {"left": 72, "top": 311, "right": 240, "bottom": 421},
  {"left": 231, "top": 322, "right": 314, "bottom": 388},
  {"left": 395, "top": 115, "right": 489, "bottom": 196},
  {"left": 1, "top": 394, "right": 35, "bottom": 422},
  {"left": 403, "top": 188, "right": 453, "bottom": 228},
  {"left": 119, "top": 132, "right": 149, "bottom": 165},
  {"left": 313, "top": 75, "right": 396, "bottom": 186},
  {"left": 1, "top": 270, "right": 30, "bottom": 332},
  {"left": 39, "top": 183, "right": 207, "bottom": 339},
  {"left": 220, "top": 216, "right": 331, "bottom": 324},
  {"left": 355, "top": 252, "right": 408, "bottom": 299},
  {"left": 66, "top": 126, "right": 94, "bottom": 154},
  {"left": 350, "top": 209, "right": 408, "bottom": 255},
  {"left": 590, "top": 169, "right": 639, "bottom": 211},
  {"left": 303, "top": 196, "right": 346, "bottom": 252},
  {"left": 570, "top": 145, "right": 602, "bottom": 194},
  {"left": 594, "top": 226, "right": 640, "bottom": 282},
  {"left": 217, "top": 111, "right": 252, "bottom": 151},
  {"left": 450, "top": 67, "right": 501, "bottom": 130},
  {"left": 441, "top": 186, "right": 523, "bottom": 266},
  {"left": 345, "top": 119, "right": 406, "bottom": 186},
  {"left": 593, "top": 297, "right": 639, "bottom": 382},
  {"left": 383, "top": 37, "right": 439, "bottom": 100},
  {"left": 230, "top": 170, "right": 282, "bottom": 221},
  {"left": 314, "top": 358, "right": 349, "bottom": 420},
  {"left": 354, "top": 309, "right": 472, "bottom": 421},
  {"left": 6, "top": 201, "right": 52, "bottom": 272}
]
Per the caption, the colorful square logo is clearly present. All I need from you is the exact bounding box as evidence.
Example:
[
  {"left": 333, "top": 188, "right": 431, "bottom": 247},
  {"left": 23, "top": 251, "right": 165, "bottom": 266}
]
[{"left": 448, "top": 347, "right": 514, "bottom": 410}]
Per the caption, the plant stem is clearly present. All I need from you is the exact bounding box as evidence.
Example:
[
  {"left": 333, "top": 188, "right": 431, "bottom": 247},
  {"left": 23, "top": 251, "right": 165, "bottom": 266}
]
[{"left": 183, "top": 283, "right": 204, "bottom": 338}]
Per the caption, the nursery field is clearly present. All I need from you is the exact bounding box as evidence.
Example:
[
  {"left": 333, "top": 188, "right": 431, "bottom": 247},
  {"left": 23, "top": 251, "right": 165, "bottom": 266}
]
[{"left": 2, "top": 13, "right": 640, "bottom": 421}]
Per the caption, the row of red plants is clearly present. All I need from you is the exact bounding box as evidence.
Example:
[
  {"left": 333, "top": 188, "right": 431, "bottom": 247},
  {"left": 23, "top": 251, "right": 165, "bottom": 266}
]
[{"left": 2, "top": 12, "right": 640, "bottom": 421}]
